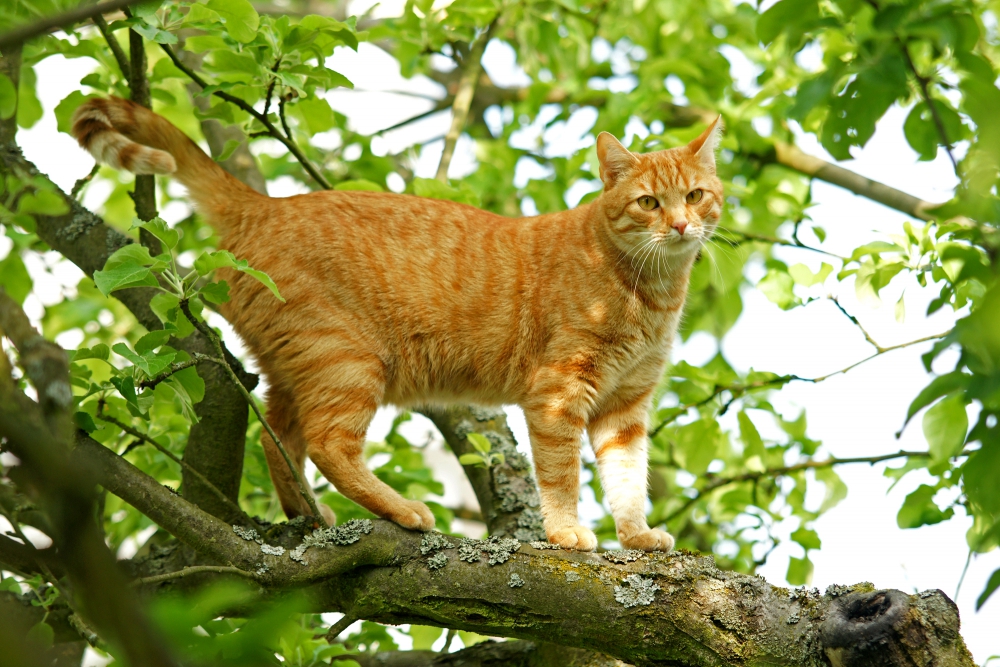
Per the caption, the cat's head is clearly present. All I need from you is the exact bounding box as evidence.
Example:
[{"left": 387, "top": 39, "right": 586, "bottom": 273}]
[{"left": 595, "top": 118, "right": 723, "bottom": 259}]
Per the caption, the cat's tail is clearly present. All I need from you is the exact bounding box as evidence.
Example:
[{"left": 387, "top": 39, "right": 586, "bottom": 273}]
[{"left": 71, "top": 96, "right": 263, "bottom": 230}]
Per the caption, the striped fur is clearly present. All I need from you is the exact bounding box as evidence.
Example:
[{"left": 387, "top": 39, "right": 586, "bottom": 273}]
[{"left": 73, "top": 97, "right": 724, "bottom": 551}]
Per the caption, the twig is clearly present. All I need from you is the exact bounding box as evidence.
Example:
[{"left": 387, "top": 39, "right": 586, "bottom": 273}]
[
  {"left": 829, "top": 296, "right": 883, "bottom": 351},
  {"left": 899, "top": 40, "right": 958, "bottom": 173},
  {"left": 648, "top": 329, "right": 951, "bottom": 436},
  {"left": 95, "top": 409, "right": 255, "bottom": 527},
  {"left": 324, "top": 613, "right": 358, "bottom": 642},
  {"left": 132, "top": 565, "right": 253, "bottom": 587},
  {"left": 70, "top": 164, "right": 101, "bottom": 199},
  {"left": 0, "top": 0, "right": 147, "bottom": 51},
  {"left": 435, "top": 22, "right": 496, "bottom": 182},
  {"left": 93, "top": 15, "right": 130, "bottom": 80},
  {"left": 178, "top": 300, "right": 328, "bottom": 525},
  {"left": 159, "top": 43, "right": 332, "bottom": 190},
  {"left": 137, "top": 357, "right": 200, "bottom": 389},
  {"left": 712, "top": 229, "right": 848, "bottom": 261},
  {"left": 662, "top": 447, "right": 978, "bottom": 525}
]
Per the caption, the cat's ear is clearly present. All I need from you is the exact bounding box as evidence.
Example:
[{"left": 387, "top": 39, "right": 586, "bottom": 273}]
[
  {"left": 597, "top": 132, "right": 638, "bottom": 186},
  {"left": 687, "top": 116, "right": 724, "bottom": 171}
]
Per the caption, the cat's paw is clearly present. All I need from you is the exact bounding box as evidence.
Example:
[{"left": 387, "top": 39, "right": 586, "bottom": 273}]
[
  {"left": 548, "top": 525, "right": 598, "bottom": 551},
  {"left": 388, "top": 500, "right": 437, "bottom": 532},
  {"left": 620, "top": 527, "right": 674, "bottom": 552}
]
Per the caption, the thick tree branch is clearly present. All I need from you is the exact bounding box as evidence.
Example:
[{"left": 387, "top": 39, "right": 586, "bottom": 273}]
[{"left": 0, "top": 0, "right": 146, "bottom": 51}]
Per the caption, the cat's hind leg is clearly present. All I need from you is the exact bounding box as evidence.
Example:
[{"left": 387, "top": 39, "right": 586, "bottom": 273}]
[
  {"left": 587, "top": 393, "right": 674, "bottom": 552},
  {"left": 262, "top": 384, "right": 336, "bottom": 525},
  {"left": 300, "top": 351, "right": 436, "bottom": 531}
]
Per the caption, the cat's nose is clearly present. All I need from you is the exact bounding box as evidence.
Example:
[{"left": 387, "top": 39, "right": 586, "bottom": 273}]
[{"left": 671, "top": 221, "right": 688, "bottom": 235}]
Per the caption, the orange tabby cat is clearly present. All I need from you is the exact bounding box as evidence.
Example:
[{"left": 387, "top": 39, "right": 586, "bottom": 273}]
[{"left": 72, "top": 97, "right": 722, "bottom": 551}]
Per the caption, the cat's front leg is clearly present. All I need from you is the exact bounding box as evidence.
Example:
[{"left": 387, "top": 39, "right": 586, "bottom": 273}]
[
  {"left": 523, "top": 388, "right": 598, "bottom": 551},
  {"left": 588, "top": 397, "right": 674, "bottom": 552}
]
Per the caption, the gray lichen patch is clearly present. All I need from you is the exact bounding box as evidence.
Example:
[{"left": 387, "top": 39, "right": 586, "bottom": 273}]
[
  {"left": 513, "top": 509, "right": 545, "bottom": 542},
  {"left": 529, "top": 540, "right": 561, "bottom": 550},
  {"left": 509, "top": 573, "right": 525, "bottom": 588},
  {"left": 260, "top": 543, "right": 285, "bottom": 556},
  {"left": 420, "top": 532, "right": 454, "bottom": 555},
  {"left": 427, "top": 552, "right": 448, "bottom": 570},
  {"left": 789, "top": 587, "right": 821, "bottom": 603},
  {"left": 825, "top": 582, "right": 872, "bottom": 598},
  {"left": 255, "top": 563, "right": 269, "bottom": 576},
  {"left": 290, "top": 519, "right": 374, "bottom": 565},
  {"left": 233, "top": 525, "right": 262, "bottom": 544},
  {"left": 603, "top": 549, "right": 645, "bottom": 564},
  {"left": 565, "top": 571, "right": 581, "bottom": 583},
  {"left": 786, "top": 612, "right": 800, "bottom": 624},
  {"left": 457, "top": 535, "right": 521, "bottom": 565},
  {"left": 469, "top": 405, "right": 506, "bottom": 422},
  {"left": 614, "top": 574, "right": 660, "bottom": 608}
]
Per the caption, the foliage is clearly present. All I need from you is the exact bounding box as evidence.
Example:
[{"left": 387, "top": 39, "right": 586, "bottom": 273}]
[{"left": 1, "top": 0, "right": 999, "bottom": 661}]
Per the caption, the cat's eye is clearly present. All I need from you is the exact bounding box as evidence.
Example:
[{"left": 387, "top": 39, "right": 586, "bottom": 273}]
[
  {"left": 686, "top": 189, "right": 704, "bottom": 204},
  {"left": 637, "top": 196, "right": 659, "bottom": 210}
]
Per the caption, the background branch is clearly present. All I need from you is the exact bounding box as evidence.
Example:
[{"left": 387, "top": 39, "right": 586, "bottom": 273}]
[{"left": 0, "top": 0, "right": 146, "bottom": 51}]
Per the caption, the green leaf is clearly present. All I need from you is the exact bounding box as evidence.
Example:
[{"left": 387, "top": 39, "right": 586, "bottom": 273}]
[
  {"left": 334, "top": 179, "right": 384, "bottom": 192},
  {"left": 458, "top": 453, "right": 486, "bottom": 466},
  {"left": 27, "top": 622, "right": 54, "bottom": 649},
  {"left": 131, "top": 217, "right": 179, "bottom": 250},
  {"left": 964, "top": 440, "right": 1000, "bottom": 518},
  {"left": 72, "top": 344, "right": 110, "bottom": 362},
  {"left": 216, "top": 139, "right": 241, "bottom": 162},
  {"left": 0, "top": 72, "right": 16, "bottom": 120},
  {"left": 737, "top": 410, "right": 765, "bottom": 469},
  {"left": 897, "top": 484, "right": 953, "bottom": 528},
  {"left": 786, "top": 555, "right": 813, "bottom": 586},
  {"left": 757, "top": 268, "right": 798, "bottom": 310},
  {"left": 467, "top": 432, "right": 492, "bottom": 454},
  {"left": 408, "top": 626, "right": 442, "bottom": 651},
  {"left": 791, "top": 526, "right": 822, "bottom": 550},
  {"left": 93, "top": 265, "right": 159, "bottom": 297},
  {"left": 674, "top": 418, "right": 721, "bottom": 475},
  {"left": 977, "top": 568, "right": 1000, "bottom": 611},
  {"left": 0, "top": 250, "right": 31, "bottom": 304},
  {"left": 757, "top": 0, "right": 820, "bottom": 46},
  {"left": 199, "top": 281, "right": 231, "bottom": 304},
  {"left": 135, "top": 330, "right": 172, "bottom": 354},
  {"left": 922, "top": 394, "right": 968, "bottom": 471},
  {"left": 17, "top": 189, "right": 68, "bottom": 216},
  {"left": 412, "top": 178, "right": 481, "bottom": 206},
  {"left": 74, "top": 411, "right": 97, "bottom": 433},
  {"left": 54, "top": 90, "right": 91, "bottom": 135},
  {"left": 206, "top": 0, "right": 260, "bottom": 43},
  {"left": 903, "top": 372, "right": 970, "bottom": 428},
  {"left": 112, "top": 342, "right": 176, "bottom": 377},
  {"left": 172, "top": 362, "right": 205, "bottom": 404},
  {"left": 195, "top": 251, "right": 283, "bottom": 302},
  {"left": 132, "top": 0, "right": 164, "bottom": 18}
]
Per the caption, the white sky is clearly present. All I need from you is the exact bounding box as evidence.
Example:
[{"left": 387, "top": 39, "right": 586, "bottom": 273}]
[{"left": 3, "top": 18, "right": 998, "bottom": 663}]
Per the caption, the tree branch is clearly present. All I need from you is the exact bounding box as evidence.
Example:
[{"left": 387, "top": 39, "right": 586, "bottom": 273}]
[
  {"left": 0, "top": 0, "right": 147, "bottom": 51},
  {"left": 899, "top": 39, "right": 958, "bottom": 172},
  {"left": 93, "top": 15, "right": 130, "bottom": 80},
  {"left": 436, "top": 24, "right": 495, "bottom": 182},
  {"left": 159, "top": 43, "right": 332, "bottom": 190}
]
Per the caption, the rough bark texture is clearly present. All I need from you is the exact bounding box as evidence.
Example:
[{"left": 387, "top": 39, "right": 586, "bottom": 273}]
[{"left": 421, "top": 405, "right": 544, "bottom": 541}]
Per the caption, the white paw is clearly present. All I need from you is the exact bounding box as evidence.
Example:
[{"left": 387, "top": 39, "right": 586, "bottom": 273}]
[
  {"left": 620, "top": 527, "right": 674, "bottom": 552},
  {"left": 548, "top": 525, "right": 598, "bottom": 551}
]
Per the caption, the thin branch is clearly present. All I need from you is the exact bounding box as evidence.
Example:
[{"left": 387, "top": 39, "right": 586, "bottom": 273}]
[
  {"left": 648, "top": 330, "right": 951, "bottom": 436},
  {"left": 829, "top": 296, "right": 883, "bottom": 351},
  {"left": 132, "top": 565, "right": 254, "bottom": 587},
  {"left": 0, "top": 0, "right": 146, "bottom": 51},
  {"left": 899, "top": 40, "right": 959, "bottom": 173},
  {"left": 70, "top": 163, "right": 101, "bottom": 199},
  {"left": 159, "top": 43, "right": 332, "bottom": 190},
  {"left": 93, "top": 15, "right": 130, "bottom": 80},
  {"left": 711, "top": 229, "right": 848, "bottom": 261},
  {"left": 662, "top": 447, "right": 978, "bottom": 525},
  {"left": 95, "top": 409, "right": 255, "bottom": 528},
  {"left": 136, "top": 357, "right": 200, "bottom": 390},
  {"left": 324, "top": 613, "right": 358, "bottom": 642},
  {"left": 178, "top": 301, "right": 327, "bottom": 525},
  {"left": 436, "top": 23, "right": 495, "bottom": 182}
]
